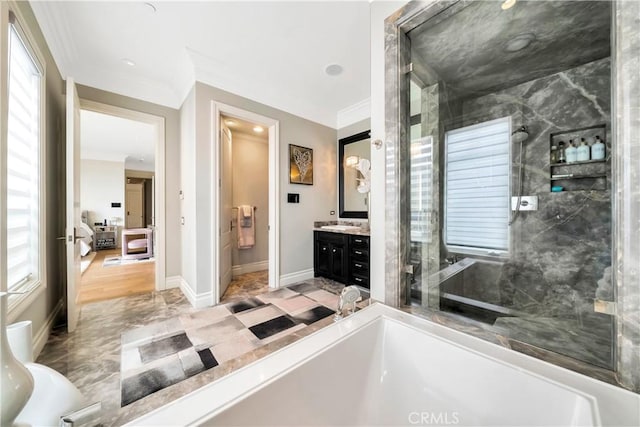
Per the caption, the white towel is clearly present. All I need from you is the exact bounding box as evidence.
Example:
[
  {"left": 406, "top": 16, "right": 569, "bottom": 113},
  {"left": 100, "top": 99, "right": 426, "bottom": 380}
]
[{"left": 237, "top": 206, "right": 255, "bottom": 249}]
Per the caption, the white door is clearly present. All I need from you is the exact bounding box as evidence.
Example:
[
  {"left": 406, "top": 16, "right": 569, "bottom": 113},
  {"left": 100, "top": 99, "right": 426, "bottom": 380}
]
[
  {"left": 219, "top": 124, "right": 232, "bottom": 297},
  {"left": 126, "top": 183, "right": 144, "bottom": 228},
  {"left": 66, "top": 78, "right": 81, "bottom": 333}
]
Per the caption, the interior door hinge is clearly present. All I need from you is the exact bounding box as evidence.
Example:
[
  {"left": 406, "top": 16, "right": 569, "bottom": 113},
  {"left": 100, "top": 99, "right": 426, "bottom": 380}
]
[
  {"left": 403, "top": 264, "right": 414, "bottom": 275},
  {"left": 403, "top": 62, "right": 413, "bottom": 74}
]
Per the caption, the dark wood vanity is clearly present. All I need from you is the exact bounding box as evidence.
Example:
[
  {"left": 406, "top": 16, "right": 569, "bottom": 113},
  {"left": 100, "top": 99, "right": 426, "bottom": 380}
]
[{"left": 314, "top": 231, "right": 370, "bottom": 289}]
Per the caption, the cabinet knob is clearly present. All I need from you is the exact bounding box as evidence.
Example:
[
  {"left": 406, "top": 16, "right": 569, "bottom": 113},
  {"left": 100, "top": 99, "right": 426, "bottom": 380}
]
[
  {"left": 332, "top": 249, "right": 336, "bottom": 253},
  {"left": 355, "top": 239, "right": 362, "bottom": 243}
]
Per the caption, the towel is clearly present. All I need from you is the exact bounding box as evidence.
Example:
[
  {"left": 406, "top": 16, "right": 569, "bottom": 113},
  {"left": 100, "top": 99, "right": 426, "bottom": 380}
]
[{"left": 237, "top": 205, "right": 255, "bottom": 249}]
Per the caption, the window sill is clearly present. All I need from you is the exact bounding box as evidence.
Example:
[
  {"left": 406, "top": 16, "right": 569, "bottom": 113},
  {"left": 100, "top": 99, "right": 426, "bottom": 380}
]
[
  {"left": 7, "top": 281, "right": 45, "bottom": 324},
  {"left": 446, "top": 245, "right": 509, "bottom": 260}
]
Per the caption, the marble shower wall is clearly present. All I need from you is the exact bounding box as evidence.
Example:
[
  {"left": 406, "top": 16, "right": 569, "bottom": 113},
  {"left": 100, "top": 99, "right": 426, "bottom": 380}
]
[{"left": 453, "top": 58, "right": 612, "bottom": 327}]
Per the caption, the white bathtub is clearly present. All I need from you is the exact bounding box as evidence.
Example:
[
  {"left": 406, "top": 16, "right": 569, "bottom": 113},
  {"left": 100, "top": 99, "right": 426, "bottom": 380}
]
[{"left": 128, "top": 304, "right": 639, "bottom": 426}]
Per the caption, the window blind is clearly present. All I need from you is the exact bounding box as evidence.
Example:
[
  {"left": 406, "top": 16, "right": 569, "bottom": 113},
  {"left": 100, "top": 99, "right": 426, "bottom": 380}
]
[
  {"left": 444, "top": 117, "right": 510, "bottom": 253},
  {"left": 410, "top": 136, "right": 432, "bottom": 243},
  {"left": 6, "top": 21, "right": 42, "bottom": 292}
]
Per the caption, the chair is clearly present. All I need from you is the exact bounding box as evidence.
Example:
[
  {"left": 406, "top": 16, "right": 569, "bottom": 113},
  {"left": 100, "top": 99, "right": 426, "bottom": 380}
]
[{"left": 121, "top": 228, "right": 153, "bottom": 260}]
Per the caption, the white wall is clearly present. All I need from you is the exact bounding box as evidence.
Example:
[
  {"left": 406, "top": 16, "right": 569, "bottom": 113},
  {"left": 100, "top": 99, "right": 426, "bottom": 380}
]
[
  {"left": 370, "top": 1, "right": 408, "bottom": 302},
  {"left": 231, "top": 133, "right": 269, "bottom": 269},
  {"left": 80, "top": 159, "right": 125, "bottom": 245}
]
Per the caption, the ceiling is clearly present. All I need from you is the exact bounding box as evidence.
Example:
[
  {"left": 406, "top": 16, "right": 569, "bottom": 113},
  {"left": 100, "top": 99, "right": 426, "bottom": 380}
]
[
  {"left": 30, "top": 1, "right": 372, "bottom": 128},
  {"left": 408, "top": 0, "right": 611, "bottom": 98},
  {"left": 222, "top": 115, "right": 268, "bottom": 141},
  {"left": 81, "top": 110, "right": 156, "bottom": 171}
]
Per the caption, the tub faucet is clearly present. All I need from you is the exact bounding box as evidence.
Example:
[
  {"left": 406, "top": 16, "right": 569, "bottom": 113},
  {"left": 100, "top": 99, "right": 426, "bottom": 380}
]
[{"left": 334, "top": 286, "right": 361, "bottom": 321}]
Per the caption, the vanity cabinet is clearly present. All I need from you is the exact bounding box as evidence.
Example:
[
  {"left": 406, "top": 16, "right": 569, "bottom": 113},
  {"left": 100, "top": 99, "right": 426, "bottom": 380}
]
[
  {"left": 314, "top": 231, "right": 370, "bottom": 289},
  {"left": 314, "top": 231, "right": 347, "bottom": 281}
]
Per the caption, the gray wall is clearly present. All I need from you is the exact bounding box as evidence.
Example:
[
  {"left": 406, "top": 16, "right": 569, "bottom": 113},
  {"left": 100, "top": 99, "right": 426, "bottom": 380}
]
[
  {"left": 76, "top": 85, "right": 182, "bottom": 278},
  {"left": 179, "top": 87, "right": 196, "bottom": 291},
  {"left": 337, "top": 118, "right": 370, "bottom": 140},
  {"left": 10, "top": 1, "right": 65, "bottom": 339},
  {"left": 182, "top": 81, "right": 336, "bottom": 296},
  {"left": 231, "top": 134, "right": 269, "bottom": 268}
]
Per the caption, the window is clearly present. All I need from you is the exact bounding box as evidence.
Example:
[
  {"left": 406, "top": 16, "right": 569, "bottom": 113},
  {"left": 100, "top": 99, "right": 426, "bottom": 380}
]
[
  {"left": 4, "top": 13, "right": 44, "bottom": 303},
  {"left": 444, "top": 117, "right": 510, "bottom": 255}
]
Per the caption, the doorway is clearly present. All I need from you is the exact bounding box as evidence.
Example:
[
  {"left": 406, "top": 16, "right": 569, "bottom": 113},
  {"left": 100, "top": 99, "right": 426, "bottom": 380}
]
[
  {"left": 77, "top": 100, "right": 165, "bottom": 304},
  {"left": 214, "top": 104, "right": 280, "bottom": 304}
]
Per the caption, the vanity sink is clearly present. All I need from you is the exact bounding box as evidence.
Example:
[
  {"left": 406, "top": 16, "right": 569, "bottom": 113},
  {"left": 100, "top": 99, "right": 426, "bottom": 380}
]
[{"left": 320, "top": 225, "right": 361, "bottom": 231}]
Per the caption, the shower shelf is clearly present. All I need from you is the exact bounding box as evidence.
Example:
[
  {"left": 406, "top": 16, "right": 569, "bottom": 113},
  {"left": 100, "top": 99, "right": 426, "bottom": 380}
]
[
  {"left": 550, "top": 174, "right": 606, "bottom": 181},
  {"left": 550, "top": 159, "right": 606, "bottom": 167}
]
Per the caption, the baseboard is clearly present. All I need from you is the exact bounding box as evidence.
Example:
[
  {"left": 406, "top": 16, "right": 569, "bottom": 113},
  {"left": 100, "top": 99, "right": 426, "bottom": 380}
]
[
  {"left": 179, "top": 277, "right": 212, "bottom": 309},
  {"left": 165, "top": 275, "right": 182, "bottom": 289},
  {"left": 279, "top": 268, "right": 314, "bottom": 287},
  {"left": 33, "top": 298, "right": 63, "bottom": 360},
  {"left": 232, "top": 261, "right": 269, "bottom": 277}
]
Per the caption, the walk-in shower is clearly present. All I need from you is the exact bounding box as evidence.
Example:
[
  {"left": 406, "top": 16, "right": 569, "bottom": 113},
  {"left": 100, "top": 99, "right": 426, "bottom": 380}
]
[{"left": 398, "top": 0, "right": 614, "bottom": 370}]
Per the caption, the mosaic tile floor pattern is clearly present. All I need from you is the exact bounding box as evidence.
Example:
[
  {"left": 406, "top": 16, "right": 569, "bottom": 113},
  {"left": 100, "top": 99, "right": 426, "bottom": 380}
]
[{"left": 120, "top": 283, "right": 340, "bottom": 406}]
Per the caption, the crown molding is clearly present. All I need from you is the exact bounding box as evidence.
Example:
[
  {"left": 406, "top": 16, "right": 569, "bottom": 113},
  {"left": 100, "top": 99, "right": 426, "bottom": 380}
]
[
  {"left": 29, "top": 1, "right": 78, "bottom": 78},
  {"left": 337, "top": 98, "right": 371, "bottom": 129}
]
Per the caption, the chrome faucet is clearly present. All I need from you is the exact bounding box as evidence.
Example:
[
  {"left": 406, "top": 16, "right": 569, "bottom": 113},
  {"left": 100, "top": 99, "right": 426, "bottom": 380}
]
[{"left": 334, "top": 286, "right": 361, "bottom": 321}]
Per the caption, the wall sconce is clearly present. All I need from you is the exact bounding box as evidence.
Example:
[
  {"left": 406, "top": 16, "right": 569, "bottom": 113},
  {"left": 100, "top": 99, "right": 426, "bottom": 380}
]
[{"left": 345, "top": 155, "right": 360, "bottom": 168}]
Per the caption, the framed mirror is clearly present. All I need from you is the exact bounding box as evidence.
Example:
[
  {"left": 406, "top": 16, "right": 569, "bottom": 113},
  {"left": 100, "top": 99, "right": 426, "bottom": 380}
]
[{"left": 339, "top": 130, "right": 371, "bottom": 218}]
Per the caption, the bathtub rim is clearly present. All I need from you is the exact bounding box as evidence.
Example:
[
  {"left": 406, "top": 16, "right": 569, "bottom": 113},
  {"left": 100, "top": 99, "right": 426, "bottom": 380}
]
[{"left": 126, "top": 302, "right": 639, "bottom": 427}]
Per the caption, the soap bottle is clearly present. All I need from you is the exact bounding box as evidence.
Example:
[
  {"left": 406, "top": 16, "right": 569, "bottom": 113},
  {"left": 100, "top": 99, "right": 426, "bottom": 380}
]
[
  {"left": 565, "top": 139, "right": 578, "bottom": 163},
  {"left": 576, "top": 138, "right": 590, "bottom": 161},
  {"left": 592, "top": 135, "right": 605, "bottom": 160},
  {"left": 557, "top": 141, "right": 566, "bottom": 163},
  {"left": 550, "top": 144, "right": 558, "bottom": 164}
]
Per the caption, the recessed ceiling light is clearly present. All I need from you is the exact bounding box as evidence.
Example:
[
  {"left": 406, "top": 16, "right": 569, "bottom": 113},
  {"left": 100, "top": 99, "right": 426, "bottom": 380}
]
[
  {"left": 122, "top": 58, "right": 136, "bottom": 67},
  {"left": 253, "top": 126, "right": 264, "bottom": 133},
  {"left": 225, "top": 120, "right": 236, "bottom": 126},
  {"left": 501, "top": 0, "right": 517, "bottom": 10},
  {"left": 505, "top": 33, "right": 535, "bottom": 52},
  {"left": 324, "top": 64, "right": 343, "bottom": 76}
]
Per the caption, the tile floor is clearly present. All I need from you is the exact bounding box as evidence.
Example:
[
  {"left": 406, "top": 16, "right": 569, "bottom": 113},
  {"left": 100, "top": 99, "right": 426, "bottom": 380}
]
[{"left": 36, "top": 274, "right": 357, "bottom": 426}]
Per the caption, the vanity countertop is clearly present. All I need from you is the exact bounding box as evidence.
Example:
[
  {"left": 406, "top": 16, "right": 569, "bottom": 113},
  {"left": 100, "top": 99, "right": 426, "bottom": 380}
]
[{"left": 313, "top": 221, "right": 370, "bottom": 236}]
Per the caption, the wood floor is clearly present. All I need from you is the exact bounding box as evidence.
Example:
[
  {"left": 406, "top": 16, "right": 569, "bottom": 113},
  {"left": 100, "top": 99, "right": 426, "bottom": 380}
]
[{"left": 78, "top": 248, "right": 155, "bottom": 305}]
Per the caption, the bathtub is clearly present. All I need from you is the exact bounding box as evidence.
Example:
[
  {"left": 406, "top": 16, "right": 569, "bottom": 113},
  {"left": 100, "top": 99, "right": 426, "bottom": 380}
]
[{"left": 128, "top": 303, "right": 639, "bottom": 426}]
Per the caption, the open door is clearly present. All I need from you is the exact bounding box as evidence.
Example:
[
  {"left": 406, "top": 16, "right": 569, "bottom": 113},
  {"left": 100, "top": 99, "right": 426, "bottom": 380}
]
[
  {"left": 219, "top": 123, "right": 232, "bottom": 298},
  {"left": 66, "top": 78, "right": 81, "bottom": 332}
]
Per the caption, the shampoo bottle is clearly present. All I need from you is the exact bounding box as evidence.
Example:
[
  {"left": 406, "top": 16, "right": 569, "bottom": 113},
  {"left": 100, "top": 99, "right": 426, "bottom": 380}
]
[
  {"left": 576, "top": 138, "right": 590, "bottom": 161},
  {"left": 592, "top": 135, "right": 605, "bottom": 160},
  {"left": 565, "top": 140, "right": 578, "bottom": 163}
]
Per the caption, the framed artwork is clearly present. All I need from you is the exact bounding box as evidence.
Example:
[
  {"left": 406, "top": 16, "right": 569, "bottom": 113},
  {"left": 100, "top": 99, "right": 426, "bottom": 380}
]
[{"left": 289, "top": 144, "right": 313, "bottom": 185}]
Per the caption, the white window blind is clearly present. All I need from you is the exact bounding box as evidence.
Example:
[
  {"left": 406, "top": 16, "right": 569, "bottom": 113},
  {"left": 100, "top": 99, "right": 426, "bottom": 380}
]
[
  {"left": 444, "top": 117, "right": 510, "bottom": 253},
  {"left": 410, "top": 136, "right": 432, "bottom": 243},
  {"left": 6, "top": 19, "right": 42, "bottom": 292}
]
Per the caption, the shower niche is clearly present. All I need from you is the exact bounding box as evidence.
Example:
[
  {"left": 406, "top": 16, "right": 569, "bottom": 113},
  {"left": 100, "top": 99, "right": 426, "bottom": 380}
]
[{"left": 549, "top": 124, "right": 609, "bottom": 192}]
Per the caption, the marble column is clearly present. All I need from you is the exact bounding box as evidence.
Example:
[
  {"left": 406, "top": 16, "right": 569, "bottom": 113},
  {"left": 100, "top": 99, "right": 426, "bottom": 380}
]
[{"left": 613, "top": 0, "right": 640, "bottom": 392}]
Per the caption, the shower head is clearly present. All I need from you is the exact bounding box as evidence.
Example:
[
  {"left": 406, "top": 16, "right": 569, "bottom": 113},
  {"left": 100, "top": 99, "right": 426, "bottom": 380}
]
[{"left": 511, "top": 126, "right": 529, "bottom": 143}]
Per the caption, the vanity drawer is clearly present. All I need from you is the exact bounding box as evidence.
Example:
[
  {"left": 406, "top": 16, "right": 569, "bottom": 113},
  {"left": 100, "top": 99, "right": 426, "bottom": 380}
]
[
  {"left": 351, "top": 247, "right": 368, "bottom": 261},
  {"left": 351, "top": 260, "right": 369, "bottom": 276},
  {"left": 350, "top": 235, "right": 369, "bottom": 249},
  {"left": 351, "top": 275, "right": 369, "bottom": 288}
]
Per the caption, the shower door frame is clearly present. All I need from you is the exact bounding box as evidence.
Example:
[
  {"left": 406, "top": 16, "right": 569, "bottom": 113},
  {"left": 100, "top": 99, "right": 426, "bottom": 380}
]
[{"left": 384, "top": 0, "right": 640, "bottom": 391}]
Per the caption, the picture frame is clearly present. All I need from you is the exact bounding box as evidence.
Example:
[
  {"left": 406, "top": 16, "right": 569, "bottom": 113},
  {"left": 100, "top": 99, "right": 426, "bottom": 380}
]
[{"left": 289, "top": 144, "right": 313, "bottom": 185}]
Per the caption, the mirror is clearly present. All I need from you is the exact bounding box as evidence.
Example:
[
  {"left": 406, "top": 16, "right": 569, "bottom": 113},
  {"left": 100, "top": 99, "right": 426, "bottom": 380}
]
[{"left": 339, "top": 130, "right": 370, "bottom": 218}]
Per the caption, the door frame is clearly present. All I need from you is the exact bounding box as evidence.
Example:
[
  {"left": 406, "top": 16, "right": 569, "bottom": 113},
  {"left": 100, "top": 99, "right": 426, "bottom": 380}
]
[
  {"left": 212, "top": 102, "right": 280, "bottom": 304},
  {"left": 79, "top": 99, "right": 167, "bottom": 291}
]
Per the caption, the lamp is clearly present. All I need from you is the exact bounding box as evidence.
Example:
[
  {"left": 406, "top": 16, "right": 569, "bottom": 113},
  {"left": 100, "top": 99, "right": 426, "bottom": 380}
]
[{"left": 345, "top": 155, "right": 359, "bottom": 168}]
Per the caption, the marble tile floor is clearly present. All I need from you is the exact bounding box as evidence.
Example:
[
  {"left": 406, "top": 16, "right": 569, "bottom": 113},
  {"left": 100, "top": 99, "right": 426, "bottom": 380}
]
[
  {"left": 220, "top": 270, "right": 269, "bottom": 302},
  {"left": 36, "top": 276, "right": 356, "bottom": 426}
]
